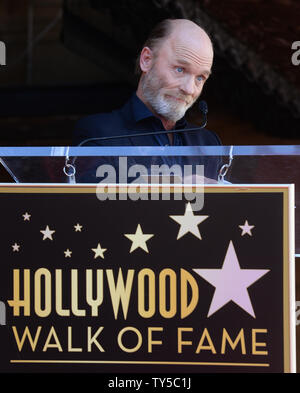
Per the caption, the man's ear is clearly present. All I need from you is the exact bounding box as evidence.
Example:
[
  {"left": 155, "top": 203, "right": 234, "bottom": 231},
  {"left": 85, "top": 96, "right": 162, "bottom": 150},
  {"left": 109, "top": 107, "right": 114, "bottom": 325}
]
[{"left": 139, "top": 47, "right": 154, "bottom": 72}]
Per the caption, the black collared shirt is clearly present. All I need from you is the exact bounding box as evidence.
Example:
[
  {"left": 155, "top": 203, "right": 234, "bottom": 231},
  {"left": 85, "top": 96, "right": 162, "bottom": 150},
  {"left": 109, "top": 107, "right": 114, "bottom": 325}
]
[
  {"left": 73, "top": 93, "right": 221, "bottom": 147},
  {"left": 73, "top": 93, "right": 222, "bottom": 182},
  {"left": 130, "top": 93, "right": 185, "bottom": 146}
]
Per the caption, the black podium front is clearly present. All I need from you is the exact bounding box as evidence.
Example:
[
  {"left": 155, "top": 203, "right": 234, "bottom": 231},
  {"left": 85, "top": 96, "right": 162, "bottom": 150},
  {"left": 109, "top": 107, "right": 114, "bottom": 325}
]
[{"left": 0, "top": 146, "right": 297, "bottom": 373}]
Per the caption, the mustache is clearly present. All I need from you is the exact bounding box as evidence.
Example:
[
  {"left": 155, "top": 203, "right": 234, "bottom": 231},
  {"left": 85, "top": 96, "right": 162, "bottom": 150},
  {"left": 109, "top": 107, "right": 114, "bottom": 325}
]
[{"left": 164, "top": 92, "right": 195, "bottom": 105}]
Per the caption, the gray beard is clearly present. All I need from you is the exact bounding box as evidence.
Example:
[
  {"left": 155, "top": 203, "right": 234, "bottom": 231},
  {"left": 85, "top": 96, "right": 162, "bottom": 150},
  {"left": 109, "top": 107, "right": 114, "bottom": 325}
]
[{"left": 141, "top": 74, "right": 194, "bottom": 123}]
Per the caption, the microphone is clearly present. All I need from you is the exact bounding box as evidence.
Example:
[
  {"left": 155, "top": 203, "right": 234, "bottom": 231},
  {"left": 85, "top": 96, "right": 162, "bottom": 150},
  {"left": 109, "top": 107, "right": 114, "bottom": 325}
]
[
  {"left": 77, "top": 100, "right": 208, "bottom": 147},
  {"left": 65, "top": 101, "right": 209, "bottom": 181},
  {"left": 198, "top": 100, "right": 208, "bottom": 116}
]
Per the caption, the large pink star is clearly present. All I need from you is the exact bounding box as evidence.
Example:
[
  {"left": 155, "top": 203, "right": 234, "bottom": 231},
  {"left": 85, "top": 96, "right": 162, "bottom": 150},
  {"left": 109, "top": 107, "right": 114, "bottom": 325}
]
[{"left": 193, "top": 241, "right": 270, "bottom": 318}]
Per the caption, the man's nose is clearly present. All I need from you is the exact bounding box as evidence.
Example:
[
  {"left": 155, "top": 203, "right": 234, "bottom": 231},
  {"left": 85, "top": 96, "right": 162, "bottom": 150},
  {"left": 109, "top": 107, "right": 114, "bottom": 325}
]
[{"left": 180, "top": 76, "right": 196, "bottom": 96}]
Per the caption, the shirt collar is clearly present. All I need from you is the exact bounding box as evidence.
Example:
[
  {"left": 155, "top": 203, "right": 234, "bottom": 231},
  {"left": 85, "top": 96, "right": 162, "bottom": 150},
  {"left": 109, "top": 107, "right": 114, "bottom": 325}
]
[
  {"left": 131, "top": 93, "right": 188, "bottom": 129},
  {"left": 131, "top": 93, "right": 154, "bottom": 123}
]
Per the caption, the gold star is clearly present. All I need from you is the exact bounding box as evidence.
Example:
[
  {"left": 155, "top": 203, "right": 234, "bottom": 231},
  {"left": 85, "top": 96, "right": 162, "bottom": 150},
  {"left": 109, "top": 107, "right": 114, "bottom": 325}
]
[
  {"left": 64, "top": 249, "right": 72, "bottom": 258},
  {"left": 91, "top": 243, "right": 107, "bottom": 259},
  {"left": 124, "top": 224, "right": 154, "bottom": 253}
]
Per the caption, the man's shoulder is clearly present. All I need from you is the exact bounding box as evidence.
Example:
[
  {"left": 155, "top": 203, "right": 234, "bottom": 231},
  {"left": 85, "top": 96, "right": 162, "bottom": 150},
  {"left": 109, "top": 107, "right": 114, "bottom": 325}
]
[
  {"left": 74, "top": 110, "right": 121, "bottom": 135},
  {"left": 73, "top": 104, "right": 131, "bottom": 145},
  {"left": 183, "top": 122, "right": 222, "bottom": 146},
  {"left": 72, "top": 94, "right": 136, "bottom": 146},
  {"left": 201, "top": 128, "right": 222, "bottom": 145}
]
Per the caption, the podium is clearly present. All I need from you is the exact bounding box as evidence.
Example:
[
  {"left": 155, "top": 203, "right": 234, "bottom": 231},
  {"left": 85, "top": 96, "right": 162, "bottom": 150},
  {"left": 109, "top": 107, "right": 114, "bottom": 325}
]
[{"left": 0, "top": 145, "right": 297, "bottom": 373}]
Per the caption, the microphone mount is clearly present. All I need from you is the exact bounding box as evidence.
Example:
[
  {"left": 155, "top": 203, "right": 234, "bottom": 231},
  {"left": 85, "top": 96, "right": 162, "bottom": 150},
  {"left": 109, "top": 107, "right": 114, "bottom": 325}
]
[
  {"left": 65, "top": 100, "right": 209, "bottom": 180},
  {"left": 77, "top": 100, "right": 208, "bottom": 147}
]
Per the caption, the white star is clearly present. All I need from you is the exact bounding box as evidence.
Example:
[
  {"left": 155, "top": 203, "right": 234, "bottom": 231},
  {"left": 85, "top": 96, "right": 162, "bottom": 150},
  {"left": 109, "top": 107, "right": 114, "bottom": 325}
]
[
  {"left": 193, "top": 241, "right": 269, "bottom": 318},
  {"left": 22, "top": 212, "right": 31, "bottom": 221},
  {"left": 64, "top": 249, "right": 72, "bottom": 258},
  {"left": 12, "top": 243, "right": 20, "bottom": 252},
  {"left": 124, "top": 224, "right": 154, "bottom": 253},
  {"left": 239, "top": 220, "right": 255, "bottom": 236},
  {"left": 74, "top": 223, "right": 82, "bottom": 232},
  {"left": 91, "top": 243, "right": 107, "bottom": 259},
  {"left": 40, "top": 225, "right": 55, "bottom": 240},
  {"left": 169, "top": 202, "right": 209, "bottom": 239}
]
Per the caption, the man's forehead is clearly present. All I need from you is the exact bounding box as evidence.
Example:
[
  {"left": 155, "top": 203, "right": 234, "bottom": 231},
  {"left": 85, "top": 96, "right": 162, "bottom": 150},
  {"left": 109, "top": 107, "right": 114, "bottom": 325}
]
[
  {"left": 161, "top": 27, "right": 213, "bottom": 54},
  {"left": 169, "top": 21, "right": 212, "bottom": 44},
  {"left": 158, "top": 36, "right": 213, "bottom": 70}
]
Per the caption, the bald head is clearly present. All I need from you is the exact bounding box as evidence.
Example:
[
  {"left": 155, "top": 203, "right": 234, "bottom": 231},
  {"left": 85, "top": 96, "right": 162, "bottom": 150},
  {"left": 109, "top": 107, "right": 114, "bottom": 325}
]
[
  {"left": 136, "top": 19, "right": 214, "bottom": 129},
  {"left": 135, "top": 19, "right": 213, "bottom": 76},
  {"left": 160, "top": 19, "right": 214, "bottom": 77},
  {"left": 166, "top": 19, "right": 213, "bottom": 50}
]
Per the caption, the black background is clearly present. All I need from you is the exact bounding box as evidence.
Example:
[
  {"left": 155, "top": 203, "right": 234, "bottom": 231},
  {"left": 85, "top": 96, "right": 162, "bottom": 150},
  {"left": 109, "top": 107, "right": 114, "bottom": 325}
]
[{"left": 0, "top": 188, "right": 286, "bottom": 373}]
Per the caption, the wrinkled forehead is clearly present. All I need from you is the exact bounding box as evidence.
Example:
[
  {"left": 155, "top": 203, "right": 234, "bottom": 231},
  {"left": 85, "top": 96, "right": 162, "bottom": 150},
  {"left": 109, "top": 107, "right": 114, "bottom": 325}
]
[
  {"left": 157, "top": 32, "right": 214, "bottom": 70},
  {"left": 157, "top": 37, "right": 213, "bottom": 75}
]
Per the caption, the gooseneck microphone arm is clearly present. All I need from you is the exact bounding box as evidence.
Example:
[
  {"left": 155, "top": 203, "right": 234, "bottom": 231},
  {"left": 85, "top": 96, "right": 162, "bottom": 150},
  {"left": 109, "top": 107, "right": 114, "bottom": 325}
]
[
  {"left": 65, "top": 101, "right": 209, "bottom": 180},
  {"left": 77, "top": 100, "right": 208, "bottom": 147}
]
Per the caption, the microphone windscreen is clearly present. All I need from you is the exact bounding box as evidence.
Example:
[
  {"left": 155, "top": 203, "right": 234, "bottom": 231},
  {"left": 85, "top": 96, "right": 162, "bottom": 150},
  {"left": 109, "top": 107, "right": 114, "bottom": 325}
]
[{"left": 198, "top": 100, "right": 208, "bottom": 114}]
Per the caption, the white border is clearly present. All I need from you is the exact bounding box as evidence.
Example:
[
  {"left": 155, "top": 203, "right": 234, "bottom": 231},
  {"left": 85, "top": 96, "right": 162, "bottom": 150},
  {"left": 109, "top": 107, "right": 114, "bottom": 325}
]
[{"left": 288, "top": 184, "right": 296, "bottom": 372}]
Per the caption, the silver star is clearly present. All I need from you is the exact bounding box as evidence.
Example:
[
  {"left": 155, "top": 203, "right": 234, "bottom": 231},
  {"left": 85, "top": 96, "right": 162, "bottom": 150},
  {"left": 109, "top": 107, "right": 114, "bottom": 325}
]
[
  {"left": 22, "top": 212, "right": 31, "bottom": 221},
  {"left": 74, "top": 223, "right": 83, "bottom": 232},
  {"left": 40, "top": 225, "right": 55, "bottom": 240},
  {"left": 239, "top": 220, "right": 255, "bottom": 236},
  {"left": 124, "top": 224, "right": 154, "bottom": 253},
  {"left": 12, "top": 243, "right": 20, "bottom": 252},
  {"left": 170, "top": 202, "right": 209, "bottom": 240},
  {"left": 91, "top": 243, "right": 107, "bottom": 259},
  {"left": 194, "top": 241, "right": 269, "bottom": 317},
  {"left": 64, "top": 249, "right": 72, "bottom": 258}
]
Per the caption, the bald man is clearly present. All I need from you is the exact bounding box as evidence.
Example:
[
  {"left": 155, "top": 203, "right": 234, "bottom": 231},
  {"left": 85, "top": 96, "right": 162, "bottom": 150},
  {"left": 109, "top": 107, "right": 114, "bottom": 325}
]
[
  {"left": 137, "top": 19, "right": 214, "bottom": 140},
  {"left": 73, "top": 19, "right": 221, "bottom": 182}
]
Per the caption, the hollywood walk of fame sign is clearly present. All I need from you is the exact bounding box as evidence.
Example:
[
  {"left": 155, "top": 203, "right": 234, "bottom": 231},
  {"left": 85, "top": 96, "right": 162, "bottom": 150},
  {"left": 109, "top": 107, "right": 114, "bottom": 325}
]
[{"left": 0, "top": 184, "right": 296, "bottom": 373}]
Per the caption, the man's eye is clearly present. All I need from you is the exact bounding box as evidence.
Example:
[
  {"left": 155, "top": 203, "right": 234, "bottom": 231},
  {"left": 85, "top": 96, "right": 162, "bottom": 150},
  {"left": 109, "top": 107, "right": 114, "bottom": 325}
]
[
  {"left": 176, "top": 67, "right": 183, "bottom": 73},
  {"left": 197, "top": 75, "right": 204, "bottom": 82}
]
